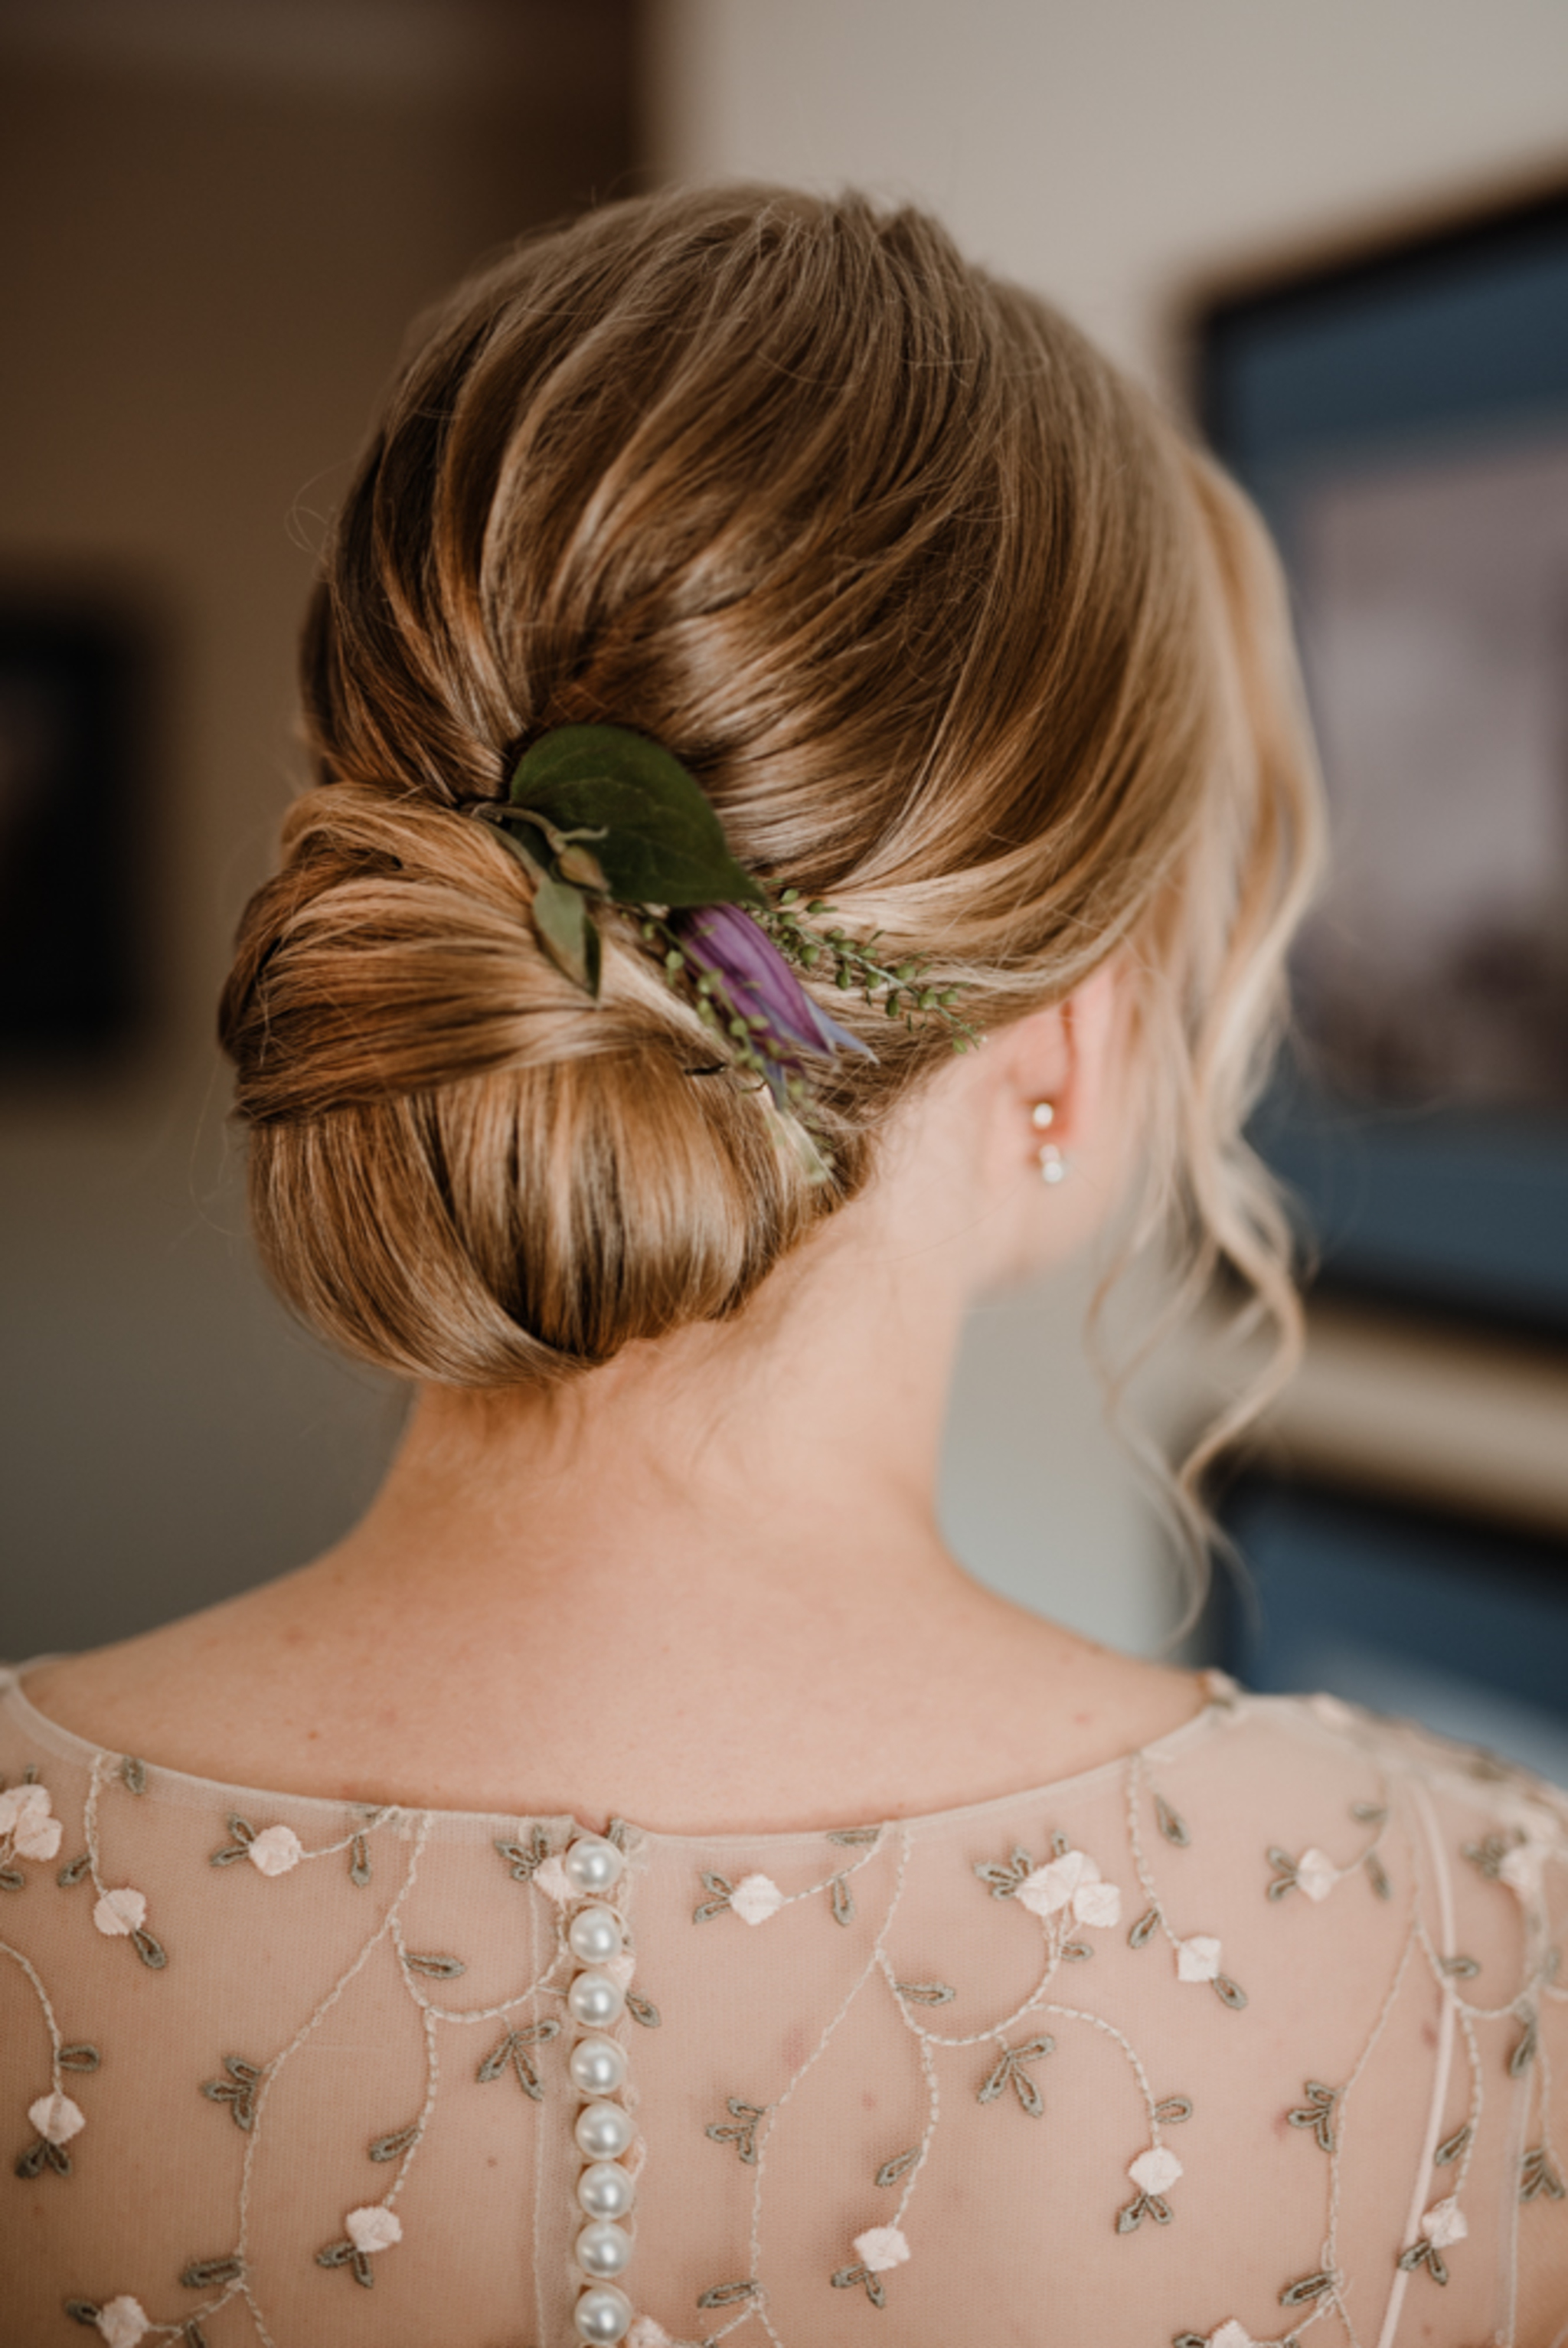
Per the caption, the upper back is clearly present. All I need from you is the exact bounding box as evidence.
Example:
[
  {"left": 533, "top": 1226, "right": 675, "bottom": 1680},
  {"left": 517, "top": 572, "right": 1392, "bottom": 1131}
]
[{"left": 3, "top": 1666, "right": 1566, "bottom": 2346}]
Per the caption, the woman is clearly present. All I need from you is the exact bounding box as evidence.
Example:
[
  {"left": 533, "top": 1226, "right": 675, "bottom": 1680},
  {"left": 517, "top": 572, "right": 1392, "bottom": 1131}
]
[{"left": 4, "top": 186, "right": 1564, "bottom": 2347}]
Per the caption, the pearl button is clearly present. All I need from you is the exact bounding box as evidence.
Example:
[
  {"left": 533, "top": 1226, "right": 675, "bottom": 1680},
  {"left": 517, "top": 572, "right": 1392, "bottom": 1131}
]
[
  {"left": 574, "top": 2100, "right": 635, "bottom": 2162},
  {"left": 570, "top": 2034, "right": 629, "bottom": 2098},
  {"left": 577, "top": 2160, "right": 635, "bottom": 2222},
  {"left": 573, "top": 2283, "right": 633, "bottom": 2343},
  {"left": 568, "top": 1970, "right": 627, "bottom": 2029},
  {"left": 575, "top": 2219, "right": 633, "bottom": 2281},
  {"left": 568, "top": 1905, "right": 625, "bottom": 1966},
  {"left": 564, "top": 1835, "right": 626, "bottom": 1896}
]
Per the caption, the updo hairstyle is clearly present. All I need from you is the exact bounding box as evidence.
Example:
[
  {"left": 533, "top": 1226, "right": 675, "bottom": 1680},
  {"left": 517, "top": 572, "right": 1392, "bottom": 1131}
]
[{"left": 220, "top": 184, "right": 1321, "bottom": 1509}]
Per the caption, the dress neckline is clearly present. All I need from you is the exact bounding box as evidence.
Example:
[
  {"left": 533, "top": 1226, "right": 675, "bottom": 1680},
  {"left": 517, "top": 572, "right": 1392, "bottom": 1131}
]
[{"left": 0, "top": 1656, "right": 1240, "bottom": 1848}]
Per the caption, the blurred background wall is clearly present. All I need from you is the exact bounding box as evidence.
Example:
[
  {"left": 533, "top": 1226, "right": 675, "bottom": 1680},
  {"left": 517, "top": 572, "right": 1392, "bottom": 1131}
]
[{"left": 3, "top": 0, "right": 1567, "bottom": 1686}]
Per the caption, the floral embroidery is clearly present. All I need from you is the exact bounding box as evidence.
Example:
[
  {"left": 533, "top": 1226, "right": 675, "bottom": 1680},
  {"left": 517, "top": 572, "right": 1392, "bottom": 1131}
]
[
  {"left": 1015, "top": 1847, "right": 1122, "bottom": 1930},
  {"left": 0, "top": 1781, "right": 64, "bottom": 1864},
  {"left": 91, "top": 2296, "right": 150, "bottom": 2347},
  {"left": 1176, "top": 1934, "right": 1222, "bottom": 1981},
  {"left": 4, "top": 1674, "right": 1564, "bottom": 2345},
  {"left": 201, "top": 2055, "right": 262, "bottom": 2130},
  {"left": 706, "top": 2095, "right": 766, "bottom": 2163},
  {"left": 978, "top": 2032, "right": 1054, "bottom": 2116},
  {"left": 244, "top": 1824, "right": 303, "bottom": 1878},
  {"left": 531, "top": 1853, "right": 574, "bottom": 1904},
  {"left": 1397, "top": 2194, "right": 1467, "bottom": 2283},
  {"left": 851, "top": 2225, "right": 908, "bottom": 2271},
  {"left": 1285, "top": 2079, "right": 1340, "bottom": 2153},
  {"left": 730, "top": 1873, "right": 786, "bottom": 1926},
  {"left": 476, "top": 2021, "right": 560, "bottom": 2099},
  {"left": 1118, "top": 2144, "right": 1182, "bottom": 2230},
  {"left": 1267, "top": 1846, "right": 1335, "bottom": 1902},
  {"left": 317, "top": 2202, "right": 402, "bottom": 2287}
]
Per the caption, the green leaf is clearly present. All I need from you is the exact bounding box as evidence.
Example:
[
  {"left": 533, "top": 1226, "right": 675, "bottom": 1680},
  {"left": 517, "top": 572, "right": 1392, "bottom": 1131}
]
[
  {"left": 508, "top": 724, "right": 766, "bottom": 911},
  {"left": 529, "top": 875, "right": 600, "bottom": 996}
]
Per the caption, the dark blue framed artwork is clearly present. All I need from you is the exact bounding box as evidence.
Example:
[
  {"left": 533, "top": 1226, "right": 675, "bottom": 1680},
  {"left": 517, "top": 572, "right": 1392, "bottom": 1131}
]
[
  {"left": 0, "top": 600, "right": 150, "bottom": 1066},
  {"left": 1197, "top": 187, "right": 1568, "bottom": 1335},
  {"left": 1220, "top": 1474, "right": 1568, "bottom": 1785}
]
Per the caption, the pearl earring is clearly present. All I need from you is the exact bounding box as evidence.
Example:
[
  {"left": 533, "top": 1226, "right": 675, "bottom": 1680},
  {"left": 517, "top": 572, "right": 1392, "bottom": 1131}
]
[{"left": 1029, "top": 1100, "right": 1067, "bottom": 1183}]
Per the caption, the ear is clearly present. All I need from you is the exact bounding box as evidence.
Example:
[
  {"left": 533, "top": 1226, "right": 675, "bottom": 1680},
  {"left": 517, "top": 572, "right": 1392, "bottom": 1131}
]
[{"left": 991, "top": 959, "right": 1125, "bottom": 1156}]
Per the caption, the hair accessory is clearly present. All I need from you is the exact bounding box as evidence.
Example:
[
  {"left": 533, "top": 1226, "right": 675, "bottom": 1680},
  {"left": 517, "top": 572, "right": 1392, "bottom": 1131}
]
[{"left": 470, "top": 724, "right": 975, "bottom": 1166}]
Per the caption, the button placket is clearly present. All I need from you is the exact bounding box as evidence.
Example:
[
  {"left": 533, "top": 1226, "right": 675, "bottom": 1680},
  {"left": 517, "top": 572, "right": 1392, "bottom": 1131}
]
[{"left": 561, "top": 1836, "right": 638, "bottom": 2343}]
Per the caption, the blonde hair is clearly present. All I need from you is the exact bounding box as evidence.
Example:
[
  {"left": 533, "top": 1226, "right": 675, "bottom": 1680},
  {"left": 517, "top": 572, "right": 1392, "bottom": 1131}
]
[{"left": 220, "top": 184, "right": 1322, "bottom": 1540}]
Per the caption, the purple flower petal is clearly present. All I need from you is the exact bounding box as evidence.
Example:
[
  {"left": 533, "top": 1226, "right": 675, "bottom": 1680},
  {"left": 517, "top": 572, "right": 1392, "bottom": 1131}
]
[{"left": 674, "top": 904, "right": 875, "bottom": 1064}]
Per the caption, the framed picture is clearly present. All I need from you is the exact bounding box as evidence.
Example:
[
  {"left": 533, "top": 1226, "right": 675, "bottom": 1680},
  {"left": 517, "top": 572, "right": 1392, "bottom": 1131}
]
[
  {"left": 0, "top": 600, "right": 150, "bottom": 1065},
  {"left": 1196, "top": 183, "right": 1568, "bottom": 1335}
]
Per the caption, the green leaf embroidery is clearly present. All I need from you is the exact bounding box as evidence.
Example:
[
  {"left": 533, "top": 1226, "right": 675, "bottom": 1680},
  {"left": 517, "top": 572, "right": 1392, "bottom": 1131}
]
[
  {"left": 348, "top": 1835, "right": 372, "bottom": 1889},
  {"left": 1433, "top": 2121, "right": 1472, "bottom": 2167},
  {"left": 119, "top": 1757, "right": 147, "bottom": 1796},
  {"left": 893, "top": 1980, "right": 956, "bottom": 2006},
  {"left": 875, "top": 2147, "right": 921, "bottom": 2187},
  {"left": 696, "top": 2281, "right": 759, "bottom": 2310},
  {"left": 831, "top": 2263, "right": 887, "bottom": 2307},
  {"left": 1129, "top": 1908, "right": 1160, "bottom": 1950},
  {"left": 706, "top": 2098, "right": 766, "bottom": 2164},
  {"left": 201, "top": 2055, "right": 263, "bottom": 2131},
  {"left": 131, "top": 1928, "right": 167, "bottom": 1970},
  {"left": 1522, "top": 2144, "right": 1566, "bottom": 2202},
  {"left": 626, "top": 1990, "right": 662, "bottom": 2029},
  {"left": 978, "top": 2035, "right": 1054, "bottom": 2117},
  {"left": 495, "top": 1828, "right": 550, "bottom": 1883},
  {"left": 476, "top": 2020, "right": 560, "bottom": 2098},
  {"left": 178, "top": 2257, "right": 243, "bottom": 2290},
  {"left": 209, "top": 1815, "right": 256, "bottom": 1867},
  {"left": 829, "top": 1874, "right": 854, "bottom": 1928},
  {"left": 1154, "top": 1794, "right": 1190, "bottom": 1848},
  {"left": 402, "top": 1951, "right": 465, "bottom": 1980},
  {"left": 1287, "top": 2080, "right": 1340, "bottom": 2153},
  {"left": 368, "top": 2121, "right": 422, "bottom": 2163},
  {"left": 1154, "top": 2095, "right": 1194, "bottom": 2124},
  {"left": 58, "top": 2045, "right": 100, "bottom": 2073},
  {"left": 1279, "top": 2268, "right": 1336, "bottom": 2305},
  {"left": 56, "top": 1853, "right": 91, "bottom": 1889}
]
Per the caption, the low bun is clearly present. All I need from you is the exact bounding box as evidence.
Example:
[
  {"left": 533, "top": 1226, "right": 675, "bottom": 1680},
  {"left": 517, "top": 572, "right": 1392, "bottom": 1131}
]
[
  {"left": 220, "top": 784, "right": 835, "bottom": 1382},
  {"left": 221, "top": 177, "right": 1321, "bottom": 1542}
]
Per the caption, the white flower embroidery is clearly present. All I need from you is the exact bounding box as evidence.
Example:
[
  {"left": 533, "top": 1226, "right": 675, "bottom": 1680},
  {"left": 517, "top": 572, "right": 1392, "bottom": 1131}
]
[
  {"left": 851, "top": 2225, "right": 910, "bottom": 2273},
  {"left": 345, "top": 2204, "right": 403, "bottom": 2255},
  {"left": 0, "top": 1782, "right": 62, "bottom": 1860},
  {"left": 1207, "top": 2324, "right": 1255, "bottom": 2348},
  {"left": 1072, "top": 1876, "right": 1122, "bottom": 1929},
  {"left": 93, "top": 1887, "right": 147, "bottom": 1938},
  {"left": 626, "top": 2320, "right": 672, "bottom": 2347},
  {"left": 246, "top": 1823, "right": 304, "bottom": 1878},
  {"left": 1016, "top": 1848, "right": 1122, "bottom": 1928},
  {"left": 1126, "top": 2145, "right": 1182, "bottom": 2195},
  {"left": 1175, "top": 1934, "right": 1221, "bottom": 1983},
  {"left": 531, "top": 1854, "right": 573, "bottom": 1905},
  {"left": 1295, "top": 1847, "right": 1337, "bottom": 1902},
  {"left": 94, "top": 2297, "right": 149, "bottom": 2348},
  {"left": 1422, "top": 2196, "right": 1467, "bottom": 2249},
  {"left": 1498, "top": 1839, "right": 1547, "bottom": 1901},
  {"left": 603, "top": 1951, "right": 637, "bottom": 1989},
  {"left": 28, "top": 2091, "right": 85, "bottom": 2146},
  {"left": 730, "top": 1873, "right": 786, "bottom": 1926}
]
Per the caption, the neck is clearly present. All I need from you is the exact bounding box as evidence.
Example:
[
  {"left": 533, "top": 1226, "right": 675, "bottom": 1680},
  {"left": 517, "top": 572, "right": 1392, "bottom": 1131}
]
[{"left": 319, "top": 1188, "right": 976, "bottom": 1646}]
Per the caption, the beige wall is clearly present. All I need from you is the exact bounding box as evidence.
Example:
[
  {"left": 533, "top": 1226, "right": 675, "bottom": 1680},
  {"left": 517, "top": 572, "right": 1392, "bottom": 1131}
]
[
  {"left": 0, "top": 2, "right": 636, "bottom": 1658},
  {"left": 647, "top": 0, "right": 1568, "bottom": 1652}
]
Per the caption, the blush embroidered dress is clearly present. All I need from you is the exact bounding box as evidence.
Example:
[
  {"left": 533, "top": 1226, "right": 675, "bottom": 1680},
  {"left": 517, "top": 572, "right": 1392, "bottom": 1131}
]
[{"left": 2, "top": 1663, "right": 1565, "bottom": 2347}]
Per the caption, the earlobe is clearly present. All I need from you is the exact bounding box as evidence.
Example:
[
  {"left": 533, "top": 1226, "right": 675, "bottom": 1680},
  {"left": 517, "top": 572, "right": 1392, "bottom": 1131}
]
[{"left": 1027, "top": 1100, "right": 1070, "bottom": 1185}]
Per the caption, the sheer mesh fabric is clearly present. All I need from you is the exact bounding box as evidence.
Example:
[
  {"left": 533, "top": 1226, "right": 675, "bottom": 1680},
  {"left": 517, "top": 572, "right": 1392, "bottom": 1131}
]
[{"left": 3, "top": 1665, "right": 1566, "bottom": 2347}]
